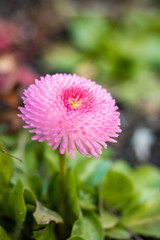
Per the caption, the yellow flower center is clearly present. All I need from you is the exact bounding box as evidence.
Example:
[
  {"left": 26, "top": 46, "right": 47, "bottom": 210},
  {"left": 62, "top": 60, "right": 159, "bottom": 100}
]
[
  {"left": 71, "top": 100, "right": 80, "bottom": 108},
  {"left": 69, "top": 97, "right": 81, "bottom": 108}
]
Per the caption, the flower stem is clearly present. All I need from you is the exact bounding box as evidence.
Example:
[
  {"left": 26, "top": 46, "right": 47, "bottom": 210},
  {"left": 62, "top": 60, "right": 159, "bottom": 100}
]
[
  {"left": 59, "top": 153, "right": 66, "bottom": 213},
  {"left": 58, "top": 153, "right": 67, "bottom": 240}
]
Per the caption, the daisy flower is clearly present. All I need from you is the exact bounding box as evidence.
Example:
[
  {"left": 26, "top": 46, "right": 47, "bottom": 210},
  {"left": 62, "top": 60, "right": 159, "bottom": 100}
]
[{"left": 18, "top": 74, "right": 121, "bottom": 158}]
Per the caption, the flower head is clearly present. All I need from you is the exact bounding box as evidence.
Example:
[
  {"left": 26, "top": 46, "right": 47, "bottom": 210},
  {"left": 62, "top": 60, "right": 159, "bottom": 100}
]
[{"left": 18, "top": 74, "right": 121, "bottom": 158}]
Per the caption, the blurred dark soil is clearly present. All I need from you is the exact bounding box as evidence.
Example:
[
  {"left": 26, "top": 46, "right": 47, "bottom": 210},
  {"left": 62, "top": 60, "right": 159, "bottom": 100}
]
[{"left": 113, "top": 105, "right": 160, "bottom": 167}]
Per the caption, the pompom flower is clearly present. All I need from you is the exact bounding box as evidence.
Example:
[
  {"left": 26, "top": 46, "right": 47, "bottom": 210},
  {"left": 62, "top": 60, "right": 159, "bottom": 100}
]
[{"left": 18, "top": 74, "right": 121, "bottom": 158}]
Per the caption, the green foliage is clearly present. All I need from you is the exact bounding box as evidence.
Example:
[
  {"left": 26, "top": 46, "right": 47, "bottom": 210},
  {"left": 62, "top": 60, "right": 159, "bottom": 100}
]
[
  {"left": 4, "top": 180, "right": 27, "bottom": 228},
  {"left": 101, "top": 169, "right": 134, "bottom": 209},
  {"left": 131, "top": 165, "right": 160, "bottom": 189},
  {"left": 69, "top": 17, "right": 108, "bottom": 52},
  {"left": 75, "top": 153, "right": 111, "bottom": 187},
  {"left": 33, "top": 201, "right": 63, "bottom": 225},
  {"left": 122, "top": 193, "right": 160, "bottom": 237},
  {"left": 0, "top": 226, "right": 12, "bottom": 240},
  {"left": 33, "top": 223, "right": 57, "bottom": 240},
  {"left": 105, "top": 225, "right": 130, "bottom": 239},
  {"left": 100, "top": 212, "right": 118, "bottom": 229},
  {"left": 0, "top": 142, "right": 13, "bottom": 203},
  {"left": 71, "top": 212, "right": 104, "bottom": 240},
  {"left": 64, "top": 169, "right": 80, "bottom": 220},
  {"left": 67, "top": 237, "right": 85, "bottom": 240},
  {"left": 1, "top": 133, "right": 160, "bottom": 239},
  {"left": 43, "top": 10, "right": 160, "bottom": 110},
  {"left": 78, "top": 184, "right": 97, "bottom": 211}
]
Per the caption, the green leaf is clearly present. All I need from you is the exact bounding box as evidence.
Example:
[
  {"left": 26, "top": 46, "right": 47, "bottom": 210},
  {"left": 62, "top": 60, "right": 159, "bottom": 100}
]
[
  {"left": 65, "top": 169, "right": 80, "bottom": 219},
  {"left": 78, "top": 184, "right": 97, "bottom": 211},
  {"left": 100, "top": 212, "right": 118, "bottom": 229},
  {"left": 76, "top": 154, "right": 111, "bottom": 186},
  {"left": 27, "top": 173, "right": 43, "bottom": 200},
  {"left": 48, "top": 173, "right": 61, "bottom": 211},
  {"left": 121, "top": 165, "right": 160, "bottom": 214},
  {"left": 131, "top": 165, "right": 160, "bottom": 189},
  {"left": 24, "top": 188, "right": 36, "bottom": 212},
  {"left": 0, "top": 226, "right": 12, "bottom": 240},
  {"left": 0, "top": 142, "right": 13, "bottom": 202},
  {"left": 85, "top": 160, "right": 111, "bottom": 187},
  {"left": 122, "top": 193, "right": 160, "bottom": 238},
  {"left": 48, "top": 168, "right": 80, "bottom": 226},
  {"left": 71, "top": 212, "right": 104, "bottom": 240},
  {"left": 43, "top": 45, "right": 84, "bottom": 72},
  {"left": 4, "top": 180, "right": 27, "bottom": 228},
  {"left": 48, "top": 168, "right": 80, "bottom": 225},
  {"left": 44, "top": 144, "right": 59, "bottom": 173},
  {"left": 67, "top": 236, "right": 85, "bottom": 240},
  {"left": 69, "top": 17, "right": 108, "bottom": 51},
  {"left": 33, "top": 223, "right": 57, "bottom": 240},
  {"left": 33, "top": 201, "right": 63, "bottom": 225},
  {"left": 111, "top": 160, "right": 132, "bottom": 175},
  {"left": 24, "top": 189, "right": 36, "bottom": 205},
  {"left": 122, "top": 188, "right": 158, "bottom": 214},
  {"left": 102, "top": 170, "right": 134, "bottom": 209},
  {"left": 105, "top": 225, "right": 130, "bottom": 239}
]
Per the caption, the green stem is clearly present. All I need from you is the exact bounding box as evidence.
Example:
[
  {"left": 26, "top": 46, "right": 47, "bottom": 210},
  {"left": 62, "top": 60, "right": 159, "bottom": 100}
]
[
  {"left": 58, "top": 153, "right": 66, "bottom": 240},
  {"left": 59, "top": 153, "right": 66, "bottom": 209},
  {"left": 59, "top": 153, "right": 66, "bottom": 183}
]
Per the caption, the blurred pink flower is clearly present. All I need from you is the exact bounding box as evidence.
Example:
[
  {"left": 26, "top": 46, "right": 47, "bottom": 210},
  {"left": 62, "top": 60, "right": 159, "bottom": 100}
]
[
  {"left": 0, "top": 54, "right": 37, "bottom": 94},
  {"left": 0, "top": 20, "right": 21, "bottom": 52},
  {"left": 17, "top": 65, "right": 37, "bottom": 87},
  {"left": 18, "top": 74, "right": 121, "bottom": 158}
]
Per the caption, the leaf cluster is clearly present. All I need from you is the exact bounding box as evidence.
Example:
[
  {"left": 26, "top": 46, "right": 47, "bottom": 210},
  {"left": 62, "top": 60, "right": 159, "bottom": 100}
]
[{"left": 1, "top": 134, "right": 160, "bottom": 240}]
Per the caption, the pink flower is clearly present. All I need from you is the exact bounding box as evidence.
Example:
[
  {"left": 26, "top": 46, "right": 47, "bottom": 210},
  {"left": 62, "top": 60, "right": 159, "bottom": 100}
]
[
  {"left": 0, "top": 19, "right": 21, "bottom": 52},
  {"left": 18, "top": 74, "right": 121, "bottom": 158}
]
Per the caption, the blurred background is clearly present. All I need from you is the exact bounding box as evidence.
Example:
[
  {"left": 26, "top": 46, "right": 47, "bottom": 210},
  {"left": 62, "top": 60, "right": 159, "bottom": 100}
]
[{"left": 0, "top": 0, "right": 160, "bottom": 166}]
